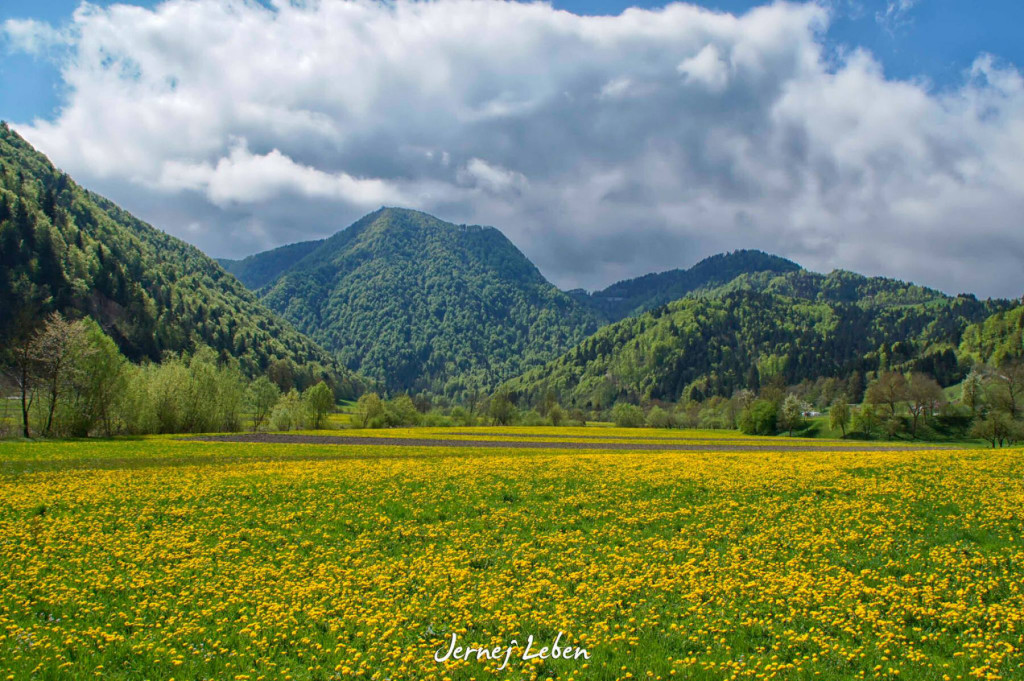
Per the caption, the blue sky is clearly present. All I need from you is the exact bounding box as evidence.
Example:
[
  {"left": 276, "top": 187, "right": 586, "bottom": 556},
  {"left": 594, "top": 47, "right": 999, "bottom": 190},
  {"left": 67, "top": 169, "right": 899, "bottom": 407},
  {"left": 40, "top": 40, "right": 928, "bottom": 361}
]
[{"left": 3, "top": 1, "right": 1023, "bottom": 125}]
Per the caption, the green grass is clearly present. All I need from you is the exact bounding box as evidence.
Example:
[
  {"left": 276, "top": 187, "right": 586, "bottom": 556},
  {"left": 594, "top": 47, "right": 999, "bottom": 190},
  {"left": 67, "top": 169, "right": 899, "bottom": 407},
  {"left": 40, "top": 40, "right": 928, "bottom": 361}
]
[{"left": 1, "top": 432, "right": 1022, "bottom": 680}]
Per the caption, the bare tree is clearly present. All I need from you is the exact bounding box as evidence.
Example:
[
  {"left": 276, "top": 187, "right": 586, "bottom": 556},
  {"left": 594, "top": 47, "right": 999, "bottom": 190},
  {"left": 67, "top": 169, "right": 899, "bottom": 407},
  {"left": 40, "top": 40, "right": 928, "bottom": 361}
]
[
  {"left": 32, "top": 313, "right": 92, "bottom": 436},
  {"left": 2, "top": 322, "right": 39, "bottom": 438},
  {"left": 906, "top": 372, "right": 943, "bottom": 437}
]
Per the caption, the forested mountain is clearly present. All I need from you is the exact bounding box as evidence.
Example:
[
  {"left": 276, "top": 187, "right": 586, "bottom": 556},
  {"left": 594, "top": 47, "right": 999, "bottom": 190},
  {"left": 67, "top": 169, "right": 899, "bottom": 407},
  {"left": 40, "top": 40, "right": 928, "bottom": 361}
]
[
  {"left": 505, "top": 268, "right": 1012, "bottom": 408},
  {"left": 218, "top": 238, "right": 323, "bottom": 290},
  {"left": 0, "top": 123, "right": 358, "bottom": 395},
  {"left": 257, "top": 207, "right": 601, "bottom": 395},
  {"left": 571, "top": 250, "right": 801, "bottom": 322},
  {"left": 959, "top": 303, "right": 1024, "bottom": 365}
]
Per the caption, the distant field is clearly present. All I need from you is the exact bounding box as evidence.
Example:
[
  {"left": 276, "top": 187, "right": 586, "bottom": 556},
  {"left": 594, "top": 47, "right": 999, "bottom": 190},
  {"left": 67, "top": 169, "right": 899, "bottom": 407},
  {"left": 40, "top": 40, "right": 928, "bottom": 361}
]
[{"left": 1, "top": 428, "right": 1022, "bottom": 680}]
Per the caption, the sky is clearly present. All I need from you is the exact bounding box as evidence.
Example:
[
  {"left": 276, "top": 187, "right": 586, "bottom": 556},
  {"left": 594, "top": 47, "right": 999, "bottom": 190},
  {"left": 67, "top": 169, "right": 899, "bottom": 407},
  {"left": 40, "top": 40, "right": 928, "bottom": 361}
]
[{"left": 1, "top": 1, "right": 1023, "bottom": 298}]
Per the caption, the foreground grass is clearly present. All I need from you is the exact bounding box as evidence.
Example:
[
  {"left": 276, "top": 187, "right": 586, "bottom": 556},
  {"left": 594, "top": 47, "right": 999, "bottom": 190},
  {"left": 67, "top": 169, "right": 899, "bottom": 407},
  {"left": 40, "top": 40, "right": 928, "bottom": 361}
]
[{"left": 0, "top": 431, "right": 1022, "bottom": 680}]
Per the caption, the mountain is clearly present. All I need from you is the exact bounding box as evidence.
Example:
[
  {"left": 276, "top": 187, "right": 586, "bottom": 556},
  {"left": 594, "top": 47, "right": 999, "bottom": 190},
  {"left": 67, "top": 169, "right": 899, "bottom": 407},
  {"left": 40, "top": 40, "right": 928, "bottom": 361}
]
[
  {"left": 0, "top": 123, "right": 358, "bottom": 395},
  {"left": 573, "top": 250, "right": 801, "bottom": 322},
  {"left": 218, "top": 238, "right": 324, "bottom": 290},
  {"left": 505, "top": 268, "right": 1012, "bottom": 408},
  {"left": 255, "top": 207, "right": 602, "bottom": 395}
]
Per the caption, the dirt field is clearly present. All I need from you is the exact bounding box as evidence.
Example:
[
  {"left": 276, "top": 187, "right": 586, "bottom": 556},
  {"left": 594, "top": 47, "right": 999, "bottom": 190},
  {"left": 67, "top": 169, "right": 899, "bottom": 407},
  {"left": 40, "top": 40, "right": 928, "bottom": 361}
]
[{"left": 189, "top": 432, "right": 942, "bottom": 452}]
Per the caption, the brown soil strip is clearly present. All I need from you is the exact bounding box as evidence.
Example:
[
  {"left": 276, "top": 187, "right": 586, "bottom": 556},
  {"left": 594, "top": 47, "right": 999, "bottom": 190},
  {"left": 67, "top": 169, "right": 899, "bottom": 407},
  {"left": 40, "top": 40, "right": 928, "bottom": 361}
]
[
  {"left": 188, "top": 433, "right": 939, "bottom": 452},
  {"left": 448, "top": 431, "right": 894, "bottom": 445}
]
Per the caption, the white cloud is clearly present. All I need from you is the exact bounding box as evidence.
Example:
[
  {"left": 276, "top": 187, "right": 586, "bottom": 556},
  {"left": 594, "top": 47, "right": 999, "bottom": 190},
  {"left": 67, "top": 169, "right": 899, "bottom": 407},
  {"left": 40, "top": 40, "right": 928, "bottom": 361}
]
[
  {"left": 158, "top": 143, "right": 411, "bottom": 207},
  {"left": 2, "top": 18, "right": 71, "bottom": 55},
  {"left": 458, "top": 158, "right": 528, "bottom": 195},
  {"left": 8, "top": 0, "right": 1024, "bottom": 298},
  {"left": 679, "top": 44, "right": 730, "bottom": 92}
]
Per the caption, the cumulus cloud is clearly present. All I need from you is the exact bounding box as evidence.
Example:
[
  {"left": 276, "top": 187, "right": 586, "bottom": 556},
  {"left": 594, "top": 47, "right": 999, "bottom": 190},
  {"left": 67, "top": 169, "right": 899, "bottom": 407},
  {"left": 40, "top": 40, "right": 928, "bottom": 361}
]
[
  {"left": 5, "top": 0, "right": 1024, "bottom": 297},
  {"left": 2, "top": 18, "right": 71, "bottom": 55},
  {"left": 678, "top": 44, "right": 730, "bottom": 92}
]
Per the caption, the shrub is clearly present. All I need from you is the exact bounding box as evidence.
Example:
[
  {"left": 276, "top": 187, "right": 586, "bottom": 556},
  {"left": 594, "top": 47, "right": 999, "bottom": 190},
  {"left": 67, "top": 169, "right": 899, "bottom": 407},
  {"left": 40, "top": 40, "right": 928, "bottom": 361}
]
[
  {"left": 611, "top": 402, "right": 645, "bottom": 428},
  {"left": 421, "top": 411, "right": 454, "bottom": 427},
  {"left": 646, "top": 405, "right": 673, "bottom": 428},
  {"left": 449, "top": 406, "right": 477, "bottom": 427},
  {"left": 351, "top": 392, "right": 385, "bottom": 428},
  {"left": 738, "top": 399, "right": 777, "bottom": 435},
  {"left": 520, "top": 410, "right": 546, "bottom": 426},
  {"left": 385, "top": 395, "right": 422, "bottom": 427},
  {"left": 548, "top": 404, "right": 566, "bottom": 426},
  {"left": 270, "top": 389, "right": 307, "bottom": 431}
]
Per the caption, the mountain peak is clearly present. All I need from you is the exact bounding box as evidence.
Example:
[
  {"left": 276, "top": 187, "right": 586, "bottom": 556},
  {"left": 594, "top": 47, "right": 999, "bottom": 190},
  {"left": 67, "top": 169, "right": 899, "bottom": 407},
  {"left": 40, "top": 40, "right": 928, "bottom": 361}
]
[{"left": 253, "top": 208, "right": 601, "bottom": 394}]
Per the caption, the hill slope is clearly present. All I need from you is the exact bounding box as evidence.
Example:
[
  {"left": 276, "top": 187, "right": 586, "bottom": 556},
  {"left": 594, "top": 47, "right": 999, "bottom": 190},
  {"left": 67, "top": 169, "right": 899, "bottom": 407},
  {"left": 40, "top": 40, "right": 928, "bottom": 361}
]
[
  {"left": 0, "top": 123, "right": 357, "bottom": 395},
  {"left": 959, "top": 303, "right": 1024, "bottom": 365},
  {"left": 573, "top": 250, "right": 801, "bottom": 322},
  {"left": 218, "top": 238, "right": 324, "bottom": 290},
  {"left": 506, "top": 268, "right": 1011, "bottom": 407},
  {"left": 258, "top": 207, "right": 602, "bottom": 395}
]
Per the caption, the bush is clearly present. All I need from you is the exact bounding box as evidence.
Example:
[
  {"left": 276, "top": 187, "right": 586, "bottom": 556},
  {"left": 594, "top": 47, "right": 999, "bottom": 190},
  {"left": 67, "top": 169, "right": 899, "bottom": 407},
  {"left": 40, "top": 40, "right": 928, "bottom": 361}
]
[
  {"left": 568, "top": 408, "right": 587, "bottom": 426},
  {"left": 270, "top": 389, "right": 308, "bottom": 431},
  {"left": 351, "top": 392, "right": 385, "bottom": 428},
  {"left": 520, "top": 410, "right": 545, "bottom": 426},
  {"left": 698, "top": 405, "right": 729, "bottom": 429},
  {"left": 449, "top": 406, "right": 477, "bottom": 427},
  {"left": 548, "top": 404, "right": 566, "bottom": 426},
  {"left": 611, "top": 402, "right": 645, "bottom": 428},
  {"left": 738, "top": 400, "right": 777, "bottom": 435},
  {"left": 646, "top": 405, "right": 673, "bottom": 428},
  {"left": 421, "top": 411, "right": 454, "bottom": 427},
  {"left": 385, "top": 395, "right": 422, "bottom": 427}
]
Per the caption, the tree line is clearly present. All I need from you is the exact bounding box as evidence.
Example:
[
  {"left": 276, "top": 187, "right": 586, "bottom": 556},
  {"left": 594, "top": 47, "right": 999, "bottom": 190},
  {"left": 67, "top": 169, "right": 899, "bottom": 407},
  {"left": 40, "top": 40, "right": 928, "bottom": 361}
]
[
  {"left": 551, "top": 363, "right": 1021, "bottom": 446},
  {"left": 0, "top": 312, "right": 338, "bottom": 438}
]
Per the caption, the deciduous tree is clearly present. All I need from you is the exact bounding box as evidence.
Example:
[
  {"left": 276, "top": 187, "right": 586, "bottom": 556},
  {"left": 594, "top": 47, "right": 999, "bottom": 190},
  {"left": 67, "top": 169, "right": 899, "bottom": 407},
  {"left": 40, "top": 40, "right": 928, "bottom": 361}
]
[
  {"left": 830, "top": 397, "right": 850, "bottom": 437},
  {"left": 247, "top": 376, "right": 281, "bottom": 431},
  {"left": 304, "top": 382, "right": 335, "bottom": 430},
  {"left": 865, "top": 371, "right": 908, "bottom": 417},
  {"left": 906, "top": 372, "right": 943, "bottom": 437}
]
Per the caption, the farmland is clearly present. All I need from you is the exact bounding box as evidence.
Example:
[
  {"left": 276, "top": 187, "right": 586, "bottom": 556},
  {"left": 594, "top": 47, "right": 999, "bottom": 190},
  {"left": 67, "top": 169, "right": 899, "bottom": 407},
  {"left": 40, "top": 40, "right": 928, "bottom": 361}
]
[{"left": 1, "top": 429, "right": 1022, "bottom": 680}]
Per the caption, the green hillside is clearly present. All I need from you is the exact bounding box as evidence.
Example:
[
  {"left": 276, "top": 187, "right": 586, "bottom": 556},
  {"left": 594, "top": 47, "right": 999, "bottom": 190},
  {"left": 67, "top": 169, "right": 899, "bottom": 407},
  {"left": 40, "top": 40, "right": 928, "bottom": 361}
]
[
  {"left": 218, "top": 238, "right": 324, "bottom": 290},
  {"left": 505, "top": 269, "right": 1011, "bottom": 408},
  {"left": 259, "top": 207, "right": 602, "bottom": 395},
  {"left": 959, "top": 303, "right": 1024, "bottom": 365},
  {"left": 0, "top": 123, "right": 357, "bottom": 395},
  {"left": 573, "top": 249, "right": 801, "bottom": 322}
]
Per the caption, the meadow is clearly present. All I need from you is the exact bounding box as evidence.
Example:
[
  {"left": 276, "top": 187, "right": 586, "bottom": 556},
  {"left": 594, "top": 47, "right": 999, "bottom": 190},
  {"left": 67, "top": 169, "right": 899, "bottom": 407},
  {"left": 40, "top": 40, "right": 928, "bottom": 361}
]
[{"left": 1, "top": 428, "right": 1022, "bottom": 680}]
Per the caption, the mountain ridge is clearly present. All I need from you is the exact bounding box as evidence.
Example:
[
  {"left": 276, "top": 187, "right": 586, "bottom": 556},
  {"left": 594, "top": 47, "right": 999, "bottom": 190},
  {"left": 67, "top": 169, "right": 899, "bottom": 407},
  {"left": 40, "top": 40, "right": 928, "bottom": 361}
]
[
  {"left": 504, "top": 267, "right": 1013, "bottom": 407},
  {"left": 572, "top": 249, "right": 802, "bottom": 322},
  {"left": 0, "top": 123, "right": 359, "bottom": 396},
  {"left": 218, "top": 238, "right": 325, "bottom": 290}
]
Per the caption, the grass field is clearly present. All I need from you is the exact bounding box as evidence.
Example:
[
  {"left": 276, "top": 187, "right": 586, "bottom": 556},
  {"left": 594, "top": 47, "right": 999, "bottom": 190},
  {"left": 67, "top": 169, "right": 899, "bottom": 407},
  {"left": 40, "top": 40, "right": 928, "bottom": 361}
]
[{"left": 1, "top": 428, "right": 1022, "bottom": 680}]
